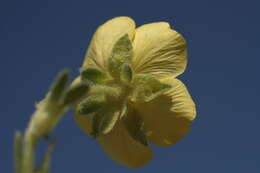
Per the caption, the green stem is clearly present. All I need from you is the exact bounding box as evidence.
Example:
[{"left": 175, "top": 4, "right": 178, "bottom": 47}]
[
  {"left": 22, "top": 126, "right": 37, "bottom": 173},
  {"left": 13, "top": 70, "right": 89, "bottom": 173},
  {"left": 14, "top": 131, "right": 23, "bottom": 173}
]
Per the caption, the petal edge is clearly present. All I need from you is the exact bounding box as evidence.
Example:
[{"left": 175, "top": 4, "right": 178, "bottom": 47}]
[
  {"left": 83, "top": 17, "right": 136, "bottom": 71},
  {"left": 133, "top": 22, "right": 187, "bottom": 78},
  {"left": 134, "top": 78, "right": 196, "bottom": 146}
]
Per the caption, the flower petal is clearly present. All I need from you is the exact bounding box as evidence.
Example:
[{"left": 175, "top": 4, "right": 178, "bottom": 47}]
[
  {"left": 98, "top": 119, "right": 153, "bottom": 168},
  {"left": 73, "top": 111, "right": 93, "bottom": 136},
  {"left": 132, "top": 22, "right": 187, "bottom": 78},
  {"left": 74, "top": 113, "right": 153, "bottom": 168},
  {"left": 83, "top": 17, "right": 136, "bottom": 71},
  {"left": 133, "top": 78, "right": 196, "bottom": 146}
]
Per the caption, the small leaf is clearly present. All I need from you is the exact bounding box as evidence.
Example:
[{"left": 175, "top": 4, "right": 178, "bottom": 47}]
[
  {"left": 120, "top": 63, "right": 133, "bottom": 84},
  {"left": 14, "top": 131, "right": 23, "bottom": 173},
  {"left": 122, "top": 107, "right": 147, "bottom": 146},
  {"left": 132, "top": 75, "right": 171, "bottom": 102},
  {"left": 77, "top": 94, "right": 106, "bottom": 115},
  {"left": 63, "top": 82, "right": 89, "bottom": 105},
  {"left": 49, "top": 70, "right": 70, "bottom": 102},
  {"left": 108, "top": 34, "right": 133, "bottom": 79},
  {"left": 81, "top": 67, "right": 110, "bottom": 84}
]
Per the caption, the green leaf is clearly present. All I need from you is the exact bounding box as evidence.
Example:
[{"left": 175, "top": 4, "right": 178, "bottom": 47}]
[
  {"left": 63, "top": 82, "right": 89, "bottom": 105},
  {"left": 108, "top": 34, "right": 133, "bottom": 79},
  {"left": 77, "top": 94, "right": 106, "bottom": 115},
  {"left": 81, "top": 67, "right": 110, "bottom": 84},
  {"left": 49, "top": 70, "right": 70, "bottom": 102},
  {"left": 122, "top": 107, "right": 148, "bottom": 146},
  {"left": 98, "top": 111, "right": 119, "bottom": 135},
  {"left": 132, "top": 75, "right": 171, "bottom": 102},
  {"left": 120, "top": 63, "right": 133, "bottom": 84},
  {"left": 14, "top": 131, "right": 23, "bottom": 173}
]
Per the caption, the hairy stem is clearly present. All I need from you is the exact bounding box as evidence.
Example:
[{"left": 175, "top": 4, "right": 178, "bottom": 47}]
[{"left": 22, "top": 129, "right": 36, "bottom": 173}]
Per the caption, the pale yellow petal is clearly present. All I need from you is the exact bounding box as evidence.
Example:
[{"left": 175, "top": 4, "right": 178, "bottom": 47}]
[
  {"left": 133, "top": 78, "right": 196, "bottom": 146},
  {"left": 74, "top": 113, "right": 153, "bottom": 168},
  {"left": 97, "top": 119, "right": 153, "bottom": 168},
  {"left": 132, "top": 22, "right": 187, "bottom": 78},
  {"left": 74, "top": 112, "right": 93, "bottom": 136},
  {"left": 83, "top": 17, "right": 136, "bottom": 71}
]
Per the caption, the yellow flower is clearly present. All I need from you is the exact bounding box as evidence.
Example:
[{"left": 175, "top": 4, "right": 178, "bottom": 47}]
[{"left": 73, "top": 16, "right": 196, "bottom": 168}]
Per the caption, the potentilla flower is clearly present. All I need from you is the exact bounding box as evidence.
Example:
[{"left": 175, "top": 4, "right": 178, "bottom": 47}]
[{"left": 73, "top": 16, "right": 196, "bottom": 168}]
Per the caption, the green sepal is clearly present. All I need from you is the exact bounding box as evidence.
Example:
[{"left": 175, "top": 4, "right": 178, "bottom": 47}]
[
  {"left": 108, "top": 34, "right": 133, "bottom": 79},
  {"left": 14, "top": 131, "right": 23, "bottom": 173},
  {"left": 98, "top": 111, "right": 119, "bottom": 135},
  {"left": 91, "top": 112, "right": 104, "bottom": 138},
  {"left": 49, "top": 69, "right": 70, "bottom": 102},
  {"left": 81, "top": 67, "right": 111, "bottom": 84},
  {"left": 131, "top": 75, "right": 171, "bottom": 102},
  {"left": 91, "top": 110, "right": 120, "bottom": 138},
  {"left": 90, "top": 85, "right": 121, "bottom": 101},
  {"left": 119, "top": 104, "right": 127, "bottom": 119},
  {"left": 122, "top": 107, "right": 148, "bottom": 146},
  {"left": 77, "top": 94, "right": 106, "bottom": 115},
  {"left": 63, "top": 82, "right": 89, "bottom": 105},
  {"left": 120, "top": 63, "right": 133, "bottom": 84}
]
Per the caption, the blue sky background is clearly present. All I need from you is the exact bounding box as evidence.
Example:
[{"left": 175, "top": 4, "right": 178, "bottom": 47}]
[{"left": 1, "top": 0, "right": 260, "bottom": 172}]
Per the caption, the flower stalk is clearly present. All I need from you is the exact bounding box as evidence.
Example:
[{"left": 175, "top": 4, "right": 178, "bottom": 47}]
[{"left": 14, "top": 70, "right": 89, "bottom": 173}]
